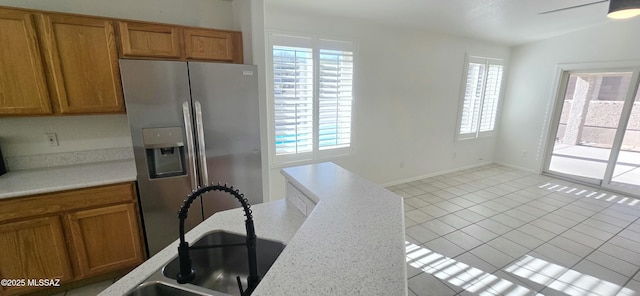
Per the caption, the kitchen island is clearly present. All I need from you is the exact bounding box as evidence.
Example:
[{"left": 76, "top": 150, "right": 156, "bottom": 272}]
[{"left": 99, "top": 162, "right": 407, "bottom": 296}]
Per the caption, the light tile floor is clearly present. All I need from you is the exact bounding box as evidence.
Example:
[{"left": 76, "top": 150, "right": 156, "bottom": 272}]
[
  {"left": 388, "top": 164, "right": 640, "bottom": 296},
  {"left": 51, "top": 164, "right": 640, "bottom": 296}
]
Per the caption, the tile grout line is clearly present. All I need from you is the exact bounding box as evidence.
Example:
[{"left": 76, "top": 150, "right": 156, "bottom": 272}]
[{"left": 401, "top": 165, "right": 640, "bottom": 295}]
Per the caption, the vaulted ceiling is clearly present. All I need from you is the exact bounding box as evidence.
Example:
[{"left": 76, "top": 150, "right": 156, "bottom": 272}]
[{"left": 266, "top": 0, "right": 623, "bottom": 45}]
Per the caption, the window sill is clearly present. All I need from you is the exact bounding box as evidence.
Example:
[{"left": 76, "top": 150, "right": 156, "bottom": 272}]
[
  {"left": 269, "top": 153, "right": 351, "bottom": 169},
  {"left": 455, "top": 134, "right": 496, "bottom": 142}
]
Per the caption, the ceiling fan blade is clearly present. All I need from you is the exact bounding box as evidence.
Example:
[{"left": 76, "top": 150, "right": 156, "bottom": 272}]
[{"left": 539, "top": 0, "right": 608, "bottom": 14}]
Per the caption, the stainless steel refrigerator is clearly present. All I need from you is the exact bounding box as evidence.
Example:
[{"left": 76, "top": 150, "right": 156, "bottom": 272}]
[{"left": 120, "top": 60, "right": 263, "bottom": 256}]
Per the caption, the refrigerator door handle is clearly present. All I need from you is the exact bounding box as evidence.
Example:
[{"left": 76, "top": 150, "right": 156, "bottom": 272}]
[
  {"left": 194, "top": 100, "right": 209, "bottom": 185},
  {"left": 183, "top": 101, "right": 198, "bottom": 189}
]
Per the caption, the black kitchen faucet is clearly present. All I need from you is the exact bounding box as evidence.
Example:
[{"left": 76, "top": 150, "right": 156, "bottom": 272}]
[{"left": 176, "top": 183, "right": 259, "bottom": 296}]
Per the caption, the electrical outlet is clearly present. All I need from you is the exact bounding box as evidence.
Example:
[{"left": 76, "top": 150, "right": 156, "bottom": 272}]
[
  {"left": 45, "top": 133, "right": 59, "bottom": 146},
  {"left": 399, "top": 161, "right": 404, "bottom": 168},
  {"left": 522, "top": 150, "right": 528, "bottom": 158}
]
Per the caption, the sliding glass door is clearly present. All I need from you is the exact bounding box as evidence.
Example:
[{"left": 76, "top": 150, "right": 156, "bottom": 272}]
[
  {"left": 607, "top": 89, "right": 640, "bottom": 191},
  {"left": 545, "top": 67, "right": 640, "bottom": 195}
]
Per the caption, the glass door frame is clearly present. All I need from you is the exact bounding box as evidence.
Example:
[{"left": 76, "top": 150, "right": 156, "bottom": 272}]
[
  {"left": 602, "top": 70, "right": 640, "bottom": 193},
  {"left": 541, "top": 61, "right": 640, "bottom": 196}
]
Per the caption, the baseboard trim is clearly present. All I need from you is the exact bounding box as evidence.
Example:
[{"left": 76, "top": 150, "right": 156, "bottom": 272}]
[
  {"left": 381, "top": 161, "right": 493, "bottom": 187},
  {"left": 493, "top": 161, "right": 537, "bottom": 173}
]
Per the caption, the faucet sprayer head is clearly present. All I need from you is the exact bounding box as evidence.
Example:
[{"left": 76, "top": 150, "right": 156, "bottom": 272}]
[{"left": 175, "top": 183, "right": 259, "bottom": 294}]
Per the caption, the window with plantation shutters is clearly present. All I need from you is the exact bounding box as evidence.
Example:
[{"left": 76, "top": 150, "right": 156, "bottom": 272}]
[
  {"left": 273, "top": 45, "right": 314, "bottom": 155},
  {"left": 269, "top": 33, "right": 355, "bottom": 164},
  {"left": 318, "top": 49, "right": 353, "bottom": 150},
  {"left": 457, "top": 56, "right": 505, "bottom": 140}
]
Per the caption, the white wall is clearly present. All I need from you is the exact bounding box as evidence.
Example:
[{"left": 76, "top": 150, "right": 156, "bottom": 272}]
[
  {"left": 0, "top": 115, "right": 131, "bottom": 157},
  {"left": 496, "top": 17, "right": 640, "bottom": 172},
  {"left": 264, "top": 4, "right": 510, "bottom": 200},
  {"left": 0, "top": 0, "right": 236, "bottom": 158}
]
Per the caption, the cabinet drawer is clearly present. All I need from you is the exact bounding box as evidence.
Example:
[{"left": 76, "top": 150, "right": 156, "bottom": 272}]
[{"left": 0, "top": 182, "right": 136, "bottom": 224}]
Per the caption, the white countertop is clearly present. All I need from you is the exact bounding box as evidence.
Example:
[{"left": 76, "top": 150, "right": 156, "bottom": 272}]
[
  {"left": 0, "top": 159, "right": 137, "bottom": 199},
  {"left": 99, "top": 162, "right": 407, "bottom": 296}
]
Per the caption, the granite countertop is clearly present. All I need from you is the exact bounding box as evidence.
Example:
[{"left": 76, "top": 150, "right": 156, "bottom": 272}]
[
  {"left": 0, "top": 159, "right": 137, "bottom": 199},
  {"left": 99, "top": 162, "right": 407, "bottom": 296}
]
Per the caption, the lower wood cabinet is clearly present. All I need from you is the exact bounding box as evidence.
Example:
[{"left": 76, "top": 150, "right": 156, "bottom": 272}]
[
  {"left": 0, "top": 182, "right": 145, "bottom": 296},
  {"left": 0, "top": 217, "right": 73, "bottom": 296},
  {"left": 65, "top": 203, "right": 143, "bottom": 279}
]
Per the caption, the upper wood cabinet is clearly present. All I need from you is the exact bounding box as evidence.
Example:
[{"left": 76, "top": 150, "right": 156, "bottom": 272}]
[
  {"left": 117, "top": 21, "right": 243, "bottom": 63},
  {"left": 0, "top": 8, "right": 52, "bottom": 115},
  {"left": 38, "top": 14, "right": 125, "bottom": 114},
  {"left": 118, "top": 21, "right": 182, "bottom": 59},
  {"left": 183, "top": 28, "right": 242, "bottom": 63},
  {"left": 0, "top": 5, "right": 245, "bottom": 116}
]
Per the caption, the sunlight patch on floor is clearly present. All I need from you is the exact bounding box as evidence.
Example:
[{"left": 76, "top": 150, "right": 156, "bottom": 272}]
[
  {"left": 505, "top": 255, "right": 636, "bottom": 296},
  {"left": 406, "top": 241, "right": 536, "bottom": 296}
]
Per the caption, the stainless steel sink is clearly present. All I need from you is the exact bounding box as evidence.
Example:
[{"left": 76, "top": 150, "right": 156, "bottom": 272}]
[
  {"left": 124, "top": 231, "right": 286, "bottom": 296},
  {"left": 163, "top": 231, "right": 286, "bottom": 296},
  {"left": 125, "top": 282, "right": 208, "bottom": 296}
]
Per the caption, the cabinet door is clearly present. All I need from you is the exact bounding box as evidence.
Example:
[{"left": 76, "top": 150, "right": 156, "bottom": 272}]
[
  {"left": 183, "top": 28, "right": 242, "bottom": 63},
  {"left": 38, "top": 14, "right": 124, "bottom": 114},
  {"left": 0, "top": 217, "right": 72, "bottom": 296},
  {"left": 118, "top": 21, "right": 182, "bottom": 59},
  {"left": 65, "top": 203, "right": 143, "bottom": 278},
  {"left": 0, "top": 8, "right": 51, "bottom": 115}
]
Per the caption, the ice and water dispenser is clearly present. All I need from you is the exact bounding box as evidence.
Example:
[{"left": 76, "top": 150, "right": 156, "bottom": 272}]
[{"left": 143, "top": 127, "right": 186, "bottom": 179}]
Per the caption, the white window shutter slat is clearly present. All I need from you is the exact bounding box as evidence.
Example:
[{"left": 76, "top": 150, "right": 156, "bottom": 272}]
[
  {"left": 318, "top": 49, "right": 353, "bottom": 150},
  {"left": 458, "top": 56, "right": 505, "bottom": 139},
  {"left": 273, "top": 45, "right": 314, "bottom": 155},
  {"left": 270, "top": 35, "right": 355, "bottom": 162},
  {"left": 479, "top": 63, "right": 504, "bottom": 132}
]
